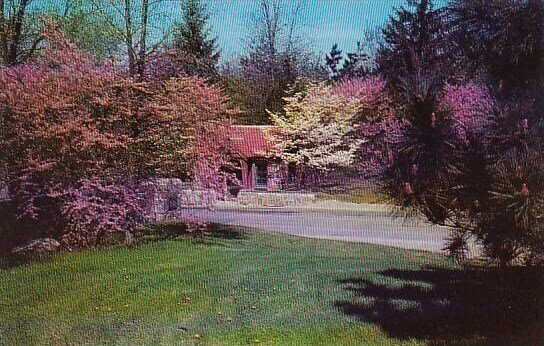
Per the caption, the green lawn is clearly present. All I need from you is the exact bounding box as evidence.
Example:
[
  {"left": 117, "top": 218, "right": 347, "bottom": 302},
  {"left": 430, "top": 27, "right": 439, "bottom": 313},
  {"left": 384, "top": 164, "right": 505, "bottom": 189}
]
[
  {"left": 317, "top": 187, "right": 388, "bottom": 205},
  {"left": 0, "top": 228, "right": 542, "bottom": 345}
]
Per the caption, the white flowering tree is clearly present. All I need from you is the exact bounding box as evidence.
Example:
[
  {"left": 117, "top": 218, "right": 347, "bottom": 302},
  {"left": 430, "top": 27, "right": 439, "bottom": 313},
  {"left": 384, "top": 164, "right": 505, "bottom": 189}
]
[{"left": 269, "top": 82, "right": 362, "bottom": 182}]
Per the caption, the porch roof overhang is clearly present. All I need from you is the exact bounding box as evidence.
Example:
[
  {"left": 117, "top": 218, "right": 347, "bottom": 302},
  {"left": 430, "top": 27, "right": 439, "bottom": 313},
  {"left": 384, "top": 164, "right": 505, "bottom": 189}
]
[{"left": 228, "top": 125, "right": 279, "bottom": 161}]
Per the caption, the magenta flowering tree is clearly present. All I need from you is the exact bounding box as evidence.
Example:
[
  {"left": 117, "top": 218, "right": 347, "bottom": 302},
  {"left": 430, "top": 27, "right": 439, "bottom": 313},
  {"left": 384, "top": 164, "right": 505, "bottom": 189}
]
[
  {"left": 144, "top": 49, "right": 189, "bottom": 82},
  {"left": 438, "top": 83, "right": 495, "bottom": 145},
  {"left": 333, "top": 76, "right": 404, "bottom": 177},
  {"left": 0, "top": 24, "right": 234, "bottom": 248},
  {"left": 60, "top": 178, "right": 143, "bottom": 248}
]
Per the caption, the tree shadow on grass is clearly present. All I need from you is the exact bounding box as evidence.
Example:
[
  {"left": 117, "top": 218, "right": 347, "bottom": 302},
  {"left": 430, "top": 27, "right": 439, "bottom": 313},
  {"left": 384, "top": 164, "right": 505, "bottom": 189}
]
[
  {"left": 145, "top": 222, "right": 245, "bottom": 241},
  {"left": 335, "top": 265, "right": 544, "bottom": 344}
]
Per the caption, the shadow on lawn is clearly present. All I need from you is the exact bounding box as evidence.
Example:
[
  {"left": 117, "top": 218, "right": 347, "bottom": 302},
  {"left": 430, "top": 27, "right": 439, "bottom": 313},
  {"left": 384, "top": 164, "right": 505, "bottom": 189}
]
[
  {"left": 146, "top": 222, "right": 245, "bottom": 241},
  {"left": 335, "top": 265, "right": 544, "bottom": 344}
]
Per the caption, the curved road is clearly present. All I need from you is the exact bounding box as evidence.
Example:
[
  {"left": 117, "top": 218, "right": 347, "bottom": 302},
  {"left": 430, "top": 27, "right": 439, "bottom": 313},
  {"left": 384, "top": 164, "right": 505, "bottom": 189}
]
[{"left": 183, "top": 208, "right": 451, "bottom": 253}]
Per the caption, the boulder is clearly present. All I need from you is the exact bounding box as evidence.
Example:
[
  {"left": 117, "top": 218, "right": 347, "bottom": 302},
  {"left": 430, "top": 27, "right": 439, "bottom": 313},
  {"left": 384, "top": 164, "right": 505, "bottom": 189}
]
[
  {"left": 0, "top": 182, "right": 9, "bottom": 202},
  {"left": 12, "top": 238, "right": 61, "bottom": 259}
]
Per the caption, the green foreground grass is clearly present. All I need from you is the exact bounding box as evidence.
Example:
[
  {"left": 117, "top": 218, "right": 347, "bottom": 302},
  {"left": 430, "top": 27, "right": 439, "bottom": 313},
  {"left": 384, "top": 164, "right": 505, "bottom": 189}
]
[{"left": 0, "top": 228, "right": 542, "bottom": 345}]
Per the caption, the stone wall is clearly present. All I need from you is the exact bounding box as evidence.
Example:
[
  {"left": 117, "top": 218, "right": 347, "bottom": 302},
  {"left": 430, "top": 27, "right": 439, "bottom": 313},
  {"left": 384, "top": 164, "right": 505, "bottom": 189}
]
[
  {"left": 142, "top": 178, "right": 217, "bottom": 222},
  {"left": 237, "top": 191, "right": 316, "bottom": 207}
]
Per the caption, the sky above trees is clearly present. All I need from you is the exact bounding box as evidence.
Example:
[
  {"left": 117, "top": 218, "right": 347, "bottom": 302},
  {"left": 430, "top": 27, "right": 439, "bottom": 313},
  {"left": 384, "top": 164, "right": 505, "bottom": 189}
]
[
  {"left": 31, "top": 0, "right": 445, "bottom": 61},
  {"left": 176, "top": 0, "right": 445, "bottom": 60}
]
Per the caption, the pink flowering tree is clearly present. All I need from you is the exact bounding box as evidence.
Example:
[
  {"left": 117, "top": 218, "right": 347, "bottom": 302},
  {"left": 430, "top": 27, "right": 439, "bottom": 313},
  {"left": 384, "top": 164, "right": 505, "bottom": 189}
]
[
  {"left": 333, "top": 77, "right": 404, "bottom": 178},
  {"left": 0, "top": 24, "right": 233, "bottom": 248}
]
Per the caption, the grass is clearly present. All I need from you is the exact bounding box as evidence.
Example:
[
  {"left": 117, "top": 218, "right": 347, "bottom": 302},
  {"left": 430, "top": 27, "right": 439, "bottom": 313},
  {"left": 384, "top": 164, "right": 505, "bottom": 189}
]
[
  {"left": 317, "top": 186, "right": 388, "bottom": 205},
  {"left": 0, "top": 227, "right": 542, "bottom": 345}
]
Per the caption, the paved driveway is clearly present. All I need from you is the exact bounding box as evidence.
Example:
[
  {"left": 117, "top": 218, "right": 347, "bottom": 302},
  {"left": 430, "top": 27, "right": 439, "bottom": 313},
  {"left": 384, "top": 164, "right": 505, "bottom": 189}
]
[{"left": 182, "top": 206, "right": 452, "bottom": 253}]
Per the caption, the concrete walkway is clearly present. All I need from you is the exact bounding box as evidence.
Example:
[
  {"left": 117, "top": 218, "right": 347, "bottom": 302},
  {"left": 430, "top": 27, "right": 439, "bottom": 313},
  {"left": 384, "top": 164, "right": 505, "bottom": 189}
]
[{"left": 182, "top": 201, "right": 455, "bottom": 253}]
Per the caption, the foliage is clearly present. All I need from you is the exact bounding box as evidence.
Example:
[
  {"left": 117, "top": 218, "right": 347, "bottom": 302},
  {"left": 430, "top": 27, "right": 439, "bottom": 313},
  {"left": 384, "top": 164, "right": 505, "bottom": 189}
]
[
  {"left": 326, "top": 42, "right": 373, "bottom": 82},
  {"left": 377, "top": 73, "right": 542, "bottom": 265},
  {"left": 373, "top": 0, "right": 544, "bottom": 265},
  {"left": 382, "top": 79, "right": 494, "bottom": 209},
  {"left": 0, "top": 25, "right": 232, "bottom": 247},
  {"left": 0, "top": 0, "right": 45, "bottom": 66},
  {"left": 477, "top": 151, "right": 544, "bottom": 265},
  {"left": 377, "top": 0, "right": 455, "bottom": 85},
  {"left": 51, "top": 0, "right": 123, "bottom": 61},
  {"left": 341, "top": 41, "right": 373, "bottom": 79},
  {"left": 221, "top": 0, "right": 325, "bottom": 124},
  {"left": 271, "top": 76, "right": 397, "bottom": 186},
  {"left": 269, "top": 82, "right": 362, "bottom": 177},
  {"left": 172, "top": 0, "right": 220, "bottom": 79},
  {"left": 333, "top": 76, "right": 402, "bottom": 177},
  {"left": 449, "top": 0, "right": 544, "bottom": 93},
  {"left": 60, "top": 177, "right": 142, "bottom": 248},
  {"left": 87, "top": 0, "right": 179, "bottom": 78},
  {"left": 325, "top": 44, "right": 343, "bottom": 81}
]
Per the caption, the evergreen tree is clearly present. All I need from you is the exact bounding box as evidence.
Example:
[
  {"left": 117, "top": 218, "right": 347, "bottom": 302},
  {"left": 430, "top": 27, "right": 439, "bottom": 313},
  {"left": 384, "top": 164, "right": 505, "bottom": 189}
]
[
  {"left": 325, "top": 44, "right": 343, "bottom": 81},
  {"left": 173, "top": 0, "right": 220, "bottom": 78},
  {"left": 341, "top": 41, "right": 371, "bottom": 79},
  {"left": 449, "top": 0, "right": 544, "bottom": 95},
  {"left": 377, "top": 0, "right": 453, "bottom": 85}
]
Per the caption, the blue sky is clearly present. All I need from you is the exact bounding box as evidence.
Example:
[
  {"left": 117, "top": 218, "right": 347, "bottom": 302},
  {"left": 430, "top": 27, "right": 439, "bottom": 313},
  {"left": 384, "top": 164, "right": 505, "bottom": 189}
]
[
  {"left": 41, "top": 0, "right": 442, "bottom": 62},
  {"left": 197, "top": 0, "right": 412, "bottom": 60}
]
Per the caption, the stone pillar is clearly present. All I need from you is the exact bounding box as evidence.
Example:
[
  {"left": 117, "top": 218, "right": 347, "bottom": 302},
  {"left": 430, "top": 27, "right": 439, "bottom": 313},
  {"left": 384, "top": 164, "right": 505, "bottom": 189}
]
[
  {"left": 267, "top": 162, "right": 283, "bottom": 192},
  {"left": 240, "top": 160, "right": 249, "bottom": 189},
  {"left": 249, "top": 163, "right": 256, "bottom": 190}
]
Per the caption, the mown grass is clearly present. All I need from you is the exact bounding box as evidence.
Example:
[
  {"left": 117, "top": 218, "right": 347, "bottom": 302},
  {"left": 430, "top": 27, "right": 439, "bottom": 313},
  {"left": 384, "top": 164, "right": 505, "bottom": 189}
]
[
  {"left": 0, "top": 227, "right": 542, "bottom": 345},
  {"left": 317, "top": 186, "right": 388, "bottom": 205}
]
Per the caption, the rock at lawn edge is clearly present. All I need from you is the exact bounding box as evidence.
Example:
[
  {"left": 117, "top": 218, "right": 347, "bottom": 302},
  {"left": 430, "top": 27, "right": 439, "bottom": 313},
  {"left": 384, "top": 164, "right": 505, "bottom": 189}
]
[{"left": 12, "top": 238, "right": 61, "bottom": 259}]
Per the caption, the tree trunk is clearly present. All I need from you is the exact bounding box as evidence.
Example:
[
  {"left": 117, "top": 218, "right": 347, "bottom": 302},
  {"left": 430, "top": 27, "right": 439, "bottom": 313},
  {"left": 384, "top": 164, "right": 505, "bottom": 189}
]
[
  {"left": 136, "top": 0, "right": 149, "bottom": 78},
  {"left": 124, "top": 0, "right": 136, "bottom": 76}
]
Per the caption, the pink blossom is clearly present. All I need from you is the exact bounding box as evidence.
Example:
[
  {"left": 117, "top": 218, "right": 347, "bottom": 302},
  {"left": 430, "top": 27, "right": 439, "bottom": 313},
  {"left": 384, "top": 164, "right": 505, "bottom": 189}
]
[
  {"left": 439, "top": 82, "right": 495, "bottom": 144},
  {"left": 334, "top": 76, "right": 405, "bottom": 177}
]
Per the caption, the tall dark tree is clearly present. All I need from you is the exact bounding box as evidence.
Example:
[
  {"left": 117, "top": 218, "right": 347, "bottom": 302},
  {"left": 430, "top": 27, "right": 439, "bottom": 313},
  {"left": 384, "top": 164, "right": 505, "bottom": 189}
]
[
  {"left": 172, "top": 0, "right": 220, "bottom": 79},
  {"left": 446, "top": 0, "right": 544, "bottom": 264},
  {"left": 341, "top": 41, "right": 371, "bottom": 79},
  {"left": 449, "top": 0, "right": 544, "bottom": 95},
  {"left": 325, "top": 43, "right": 343, "bottom": 81},
  {"left": 378, "top": 0, "right": 544, "bottom": 265},
  {"left": 377, "top": 0, "right": 454, "bottom": 85}
]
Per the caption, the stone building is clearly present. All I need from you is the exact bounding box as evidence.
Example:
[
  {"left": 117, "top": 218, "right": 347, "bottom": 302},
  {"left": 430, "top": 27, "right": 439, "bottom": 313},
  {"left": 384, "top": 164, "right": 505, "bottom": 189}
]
[{"left": 229, "top": 125, "right": 298, "bottom": 192}]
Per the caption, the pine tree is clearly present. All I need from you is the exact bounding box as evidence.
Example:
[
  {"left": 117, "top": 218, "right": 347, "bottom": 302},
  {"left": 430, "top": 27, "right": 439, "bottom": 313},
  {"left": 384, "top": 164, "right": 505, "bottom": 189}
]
[
  {"left": 341, "top": 41, "right": 370, "bottom": 79},
  {"left": 173, "top": 0, "right": 220, "bottom": 78},
  {"left": 325, "top": 44, "right": 343, "bottom": 81},
  {"left": 377, "top": 0, "right": 452, "bottom": 85}
]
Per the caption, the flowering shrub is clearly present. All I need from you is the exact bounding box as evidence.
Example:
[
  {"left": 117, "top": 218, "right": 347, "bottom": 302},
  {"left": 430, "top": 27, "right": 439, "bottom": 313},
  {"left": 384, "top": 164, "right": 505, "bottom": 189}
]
[
  {"left": 60, "top": 178, "right": 142, "bottom": 248},
  {"left": 333, "top": 77, "right": 403, "bottom": 177},
  {"left": 270, "top": 77, "right": 403, "bottom": 187},
  {"left": 0, "top": 25, "right": 233, "bottom": 247},
  {"left": 269, "top": 82, "right": 362, "bottom": 183},
  {"left": 438, "top": 82, "right": 495, "bottom": 145}
]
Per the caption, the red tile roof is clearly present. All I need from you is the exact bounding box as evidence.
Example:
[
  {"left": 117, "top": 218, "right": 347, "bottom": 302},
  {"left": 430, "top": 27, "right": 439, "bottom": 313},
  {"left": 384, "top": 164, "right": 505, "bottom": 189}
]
[{"left": 229, "top": 125, "right": 278, "bottom": 159}]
